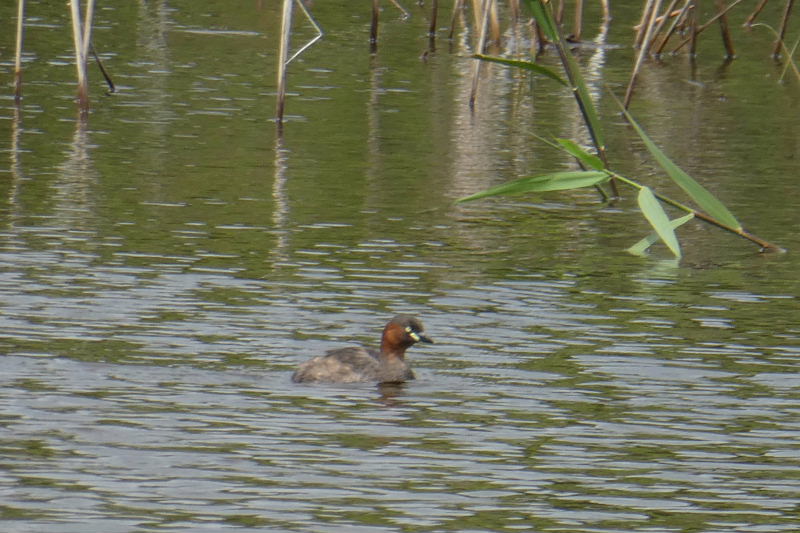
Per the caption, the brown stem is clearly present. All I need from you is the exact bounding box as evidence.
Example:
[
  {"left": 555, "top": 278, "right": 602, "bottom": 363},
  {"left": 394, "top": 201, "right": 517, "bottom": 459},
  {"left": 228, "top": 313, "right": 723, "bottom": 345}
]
[
  {"left": 716, "top": 0, "right": 736, "bottom": 58},
  {"left": 673, "top": 0, "right": 744, "bottom": 53},
  {"left": 772, "top": 0, "right": 795, "bottom": 57},
  {"left": 744, "top": 0, "right": 770, "bottom": 26},
  {"left": 654, "top": 0, "right": 694, "bottom": 55},
  {"left": 612, "top": 172, "right": 784, "bottom": 252}
]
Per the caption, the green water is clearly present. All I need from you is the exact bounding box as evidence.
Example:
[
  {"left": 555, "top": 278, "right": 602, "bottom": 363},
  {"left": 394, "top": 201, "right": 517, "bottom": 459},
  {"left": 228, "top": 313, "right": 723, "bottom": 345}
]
[{"left": 1, "top": 2, "right": 799, "bottom": 532}]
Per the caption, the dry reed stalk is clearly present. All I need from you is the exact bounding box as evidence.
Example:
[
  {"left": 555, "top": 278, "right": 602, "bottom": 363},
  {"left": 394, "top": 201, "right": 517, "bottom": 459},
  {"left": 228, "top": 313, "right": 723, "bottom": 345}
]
[
  {"left": 429, "top": 0, "right": 439, "bottom": 39},
  {"left": 69, "top": 0, "right": 90, "bottom": 112},
  {"left": 509, "top": 0, "right": 520, "bottom": 23},
  {"left": 625, "top": 0, "right": 664, "bottom": 108},
  {"left": 14, "top": 0, "right": 24, "bottom": 102},
  {"left": 531, "top": 18, "right": 547, "bottom": 55},
  {"left": 274, "top": 0, "right": 322, "bottom": 127},
  {"left": 744, "top": 0, "right": 770, "bottom": 26},
  {"left": 716, "top": 0, "right": 736, "bottom": 57},
  {"left": 646, "top": 0, "right": 682, "bottom": 56},
  {"left": 388, "top": 0, "right": 411, "bottom": 19},
  {"left": 572, "top": 0, "right": 584, "bottom": 41},
  {"left": 489, "top": 0, "right": 500, "bottom": 43},
  {"left": 371, "top": 0, "right": 379, "bottom": 52},
  {"left": 469, "top": 0, "right": 494, "bottom": 108},
  {"left": 470, "top": 0, "right": 481, "bottom": 36},
  {"left": 82, "top": 0, "right": 95, "bottom": 63},
  {"left": 772, "top": 0, "right": 796, "bottom": 57},
  {"left": 672, "top": 0, "right": 745, "bottom": 53},
  {"left": 448, "top": 0, "right": 464, "bottom": 40},
  {"left": 601, "top": 0, "right": 611, "bottom": 22},
  {"left": 688, "top": 0, "right": 698, "bottom": 55},
  {"left": 555, "top": 0, "right": 565, "bottom": 25},
  {"left": 470, "top": 0, "right": 499, "bottom": 44},
  {"left": 276, "top": 0, "right": 292, "bottom": 125},
  {"left": 653, "top": 0, "right": 694, "bottom": 55},
  {"left": 635, "top": 0, "right": 657, "bottom": 48}
]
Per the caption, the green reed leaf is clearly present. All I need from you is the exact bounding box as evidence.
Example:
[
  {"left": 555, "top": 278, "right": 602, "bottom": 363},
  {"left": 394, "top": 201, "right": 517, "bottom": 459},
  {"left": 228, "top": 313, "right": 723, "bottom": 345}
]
[
  {"left": 555, "top": 139, "right": 605, "bottom": 170},
  {"left": 525, "top": 0, "right": 605, "bottom": 154},
  {"left": 628, "top": 212, "right": 695, "bottom": 256},
  {"left": 474, "top": 54, "right": 568, "bottom": 86},
  {"left": 621, "top": 107, "right": 741, "bottom": 231},
  {"left": 524, "top": 0, "right": 559, "bottom": 41},
  {"left": 637, "top": 187, "right": 682, "bottom": 258},
  {"left": 457, "top": 171, "right": 610, "bottom": 203}
]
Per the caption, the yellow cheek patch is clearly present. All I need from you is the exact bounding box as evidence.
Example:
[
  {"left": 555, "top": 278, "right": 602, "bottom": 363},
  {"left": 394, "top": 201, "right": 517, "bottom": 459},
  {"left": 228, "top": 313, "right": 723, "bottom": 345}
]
[{"left": 405, "top": 326, "right": 421, "bottom": 342}]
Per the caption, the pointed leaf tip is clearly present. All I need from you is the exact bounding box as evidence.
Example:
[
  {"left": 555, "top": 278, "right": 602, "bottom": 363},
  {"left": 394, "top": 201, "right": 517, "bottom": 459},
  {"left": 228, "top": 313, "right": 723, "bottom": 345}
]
[
  {"left": 620, "top": 106, "right": 741, "bottom": 231},
  {"left": 457, "top": 170, "right": 610, "bottom": 203}
]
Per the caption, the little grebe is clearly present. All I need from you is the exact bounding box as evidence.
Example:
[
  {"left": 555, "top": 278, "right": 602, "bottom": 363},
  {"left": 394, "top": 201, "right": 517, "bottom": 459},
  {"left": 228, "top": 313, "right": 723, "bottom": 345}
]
[{"left": 291, "top": 315, "right": 433, "bottom": 384}]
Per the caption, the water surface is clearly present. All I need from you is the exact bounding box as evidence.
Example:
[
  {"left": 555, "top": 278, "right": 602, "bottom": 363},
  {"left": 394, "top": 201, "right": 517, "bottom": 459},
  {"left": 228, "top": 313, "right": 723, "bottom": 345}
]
[{"left": 1, "top": 2, "right": 799, "bottom": 532}]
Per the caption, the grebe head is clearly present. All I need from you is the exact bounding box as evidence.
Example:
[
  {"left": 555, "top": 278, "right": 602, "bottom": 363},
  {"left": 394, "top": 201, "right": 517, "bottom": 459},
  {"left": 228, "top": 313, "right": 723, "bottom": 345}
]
[{"left": 380, "top": 315, "right": 433, "bottom": 356}]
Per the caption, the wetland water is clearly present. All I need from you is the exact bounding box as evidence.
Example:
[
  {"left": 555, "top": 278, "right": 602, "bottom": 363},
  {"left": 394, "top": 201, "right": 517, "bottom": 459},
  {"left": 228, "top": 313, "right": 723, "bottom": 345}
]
[{"left": 1, "top": 2, "right": 799, "bottom": 532}]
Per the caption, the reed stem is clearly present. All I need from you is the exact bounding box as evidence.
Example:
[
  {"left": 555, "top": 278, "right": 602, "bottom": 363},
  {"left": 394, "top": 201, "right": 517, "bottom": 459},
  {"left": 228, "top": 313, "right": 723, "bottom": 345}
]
[
  {"left": 649, "top": 0, "right": 682, "bottom": 57},
  {"left": 654, "top": 0, "right": 693, "bottom": 55},
  {"left": 14, "top": 0, "right": 25, "bottom": 103},
  {"left": 89, "top": 42, "right": 115, "bottom": 93},
  {"left": 469, "top": 0, "right": 493, "bottom": 108},
  {"left": 744, "top": 0, "right": 770, "bottom": 27},
  {"left": 276, "top": 0, "right": 293, "bottom": 125},
  {"left": 625, "top": 0, "right": 663, "bottom": 108},
  {"left": 448, "top": 0, "right": 464, "bottom": 40},
  {"left": 772, "top": 0, "right": 796, "bottom": 57},
  {"left": 69, "top": 0, "right": 89, "bottom": 112},
  {"left": 572, "top": 0, "right": 584, "bottom": 41},
  {"left": 371, "top": 0, "right": 380, "bottom": 53},
  {"left": 610, "top": 172, "right": 783, "bottom": 251},
  {"left": 716, "top": 0, "right": 736, "bottom": 58},
  {"left": 672, "top": 0, "right": 745, "bottom": 53},
  {"left": 429, "top": 0, "right": 439, "bottom": 39}
]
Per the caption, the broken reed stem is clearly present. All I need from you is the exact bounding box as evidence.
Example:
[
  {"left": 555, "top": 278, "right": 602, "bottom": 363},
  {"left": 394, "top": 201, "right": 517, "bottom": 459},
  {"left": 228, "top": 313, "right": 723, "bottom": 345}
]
[
  {"left": 388, "top": 0, "right": 411, "bottom": 19},
  {"left": 14, "top": 0, "right": 25, "bottom": 103},
  {"left": 716, "top": 0, "right": 736, "bottom": 57},
  {"left": 89, "top": 42, "right": 115, "bottom": 93},
  {"left": 772, "top": 0, "right": 796, "bottom": 57},
  {"left": 275, "top": 0, "right": 292, "bottom": 125}
]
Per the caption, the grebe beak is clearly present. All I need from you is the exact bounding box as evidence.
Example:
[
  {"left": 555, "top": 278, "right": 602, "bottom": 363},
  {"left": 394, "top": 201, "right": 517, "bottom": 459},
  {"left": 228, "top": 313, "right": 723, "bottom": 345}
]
[{"left": 408, "top": 330, "right": 433, "bottom": 344}]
